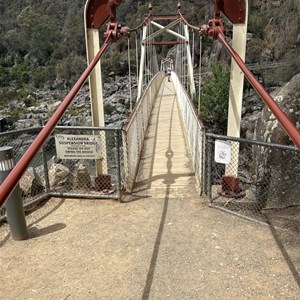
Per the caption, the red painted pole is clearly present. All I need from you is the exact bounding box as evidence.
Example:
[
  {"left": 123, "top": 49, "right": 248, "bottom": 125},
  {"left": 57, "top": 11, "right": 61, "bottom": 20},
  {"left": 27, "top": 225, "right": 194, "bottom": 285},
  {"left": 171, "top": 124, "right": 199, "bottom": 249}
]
[
  {"left": 0, "top": 35, "right": 112, "bottom": 207},
  {"left": 217, "top": 30, "right": 300, "bottom": 150}
]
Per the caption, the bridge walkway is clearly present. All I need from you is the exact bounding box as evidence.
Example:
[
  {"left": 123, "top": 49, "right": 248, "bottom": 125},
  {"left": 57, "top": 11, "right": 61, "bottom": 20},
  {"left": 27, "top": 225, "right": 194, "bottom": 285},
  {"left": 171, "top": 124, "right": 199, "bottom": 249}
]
[
  {"left": 0, "top": 79, "right": 299, "bottom": 299},
  {"left": 132, "top": 78, "right": 195, "bottom": 197}
]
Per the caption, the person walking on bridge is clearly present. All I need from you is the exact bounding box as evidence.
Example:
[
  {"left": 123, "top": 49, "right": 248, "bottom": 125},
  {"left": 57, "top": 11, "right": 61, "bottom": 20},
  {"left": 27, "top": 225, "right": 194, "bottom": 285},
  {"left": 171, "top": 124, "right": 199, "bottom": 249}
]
[{"left": 167, "top": 66, "right": 171, "bottom": 82}]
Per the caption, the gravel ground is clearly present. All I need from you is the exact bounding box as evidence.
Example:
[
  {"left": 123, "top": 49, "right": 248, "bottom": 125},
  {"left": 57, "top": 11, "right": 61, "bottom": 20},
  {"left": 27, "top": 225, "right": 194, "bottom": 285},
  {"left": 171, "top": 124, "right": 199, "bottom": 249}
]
[{"left": 0, "top": 194, "right": 299, "bottom": 300}]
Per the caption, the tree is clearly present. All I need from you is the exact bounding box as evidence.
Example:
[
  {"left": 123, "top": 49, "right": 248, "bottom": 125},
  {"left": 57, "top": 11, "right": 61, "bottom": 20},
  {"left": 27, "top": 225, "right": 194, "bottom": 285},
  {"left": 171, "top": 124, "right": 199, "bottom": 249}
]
[
  {"left": 16, "top": 6, "right": 60, "bottom": 64},
  {"left": 200, "top": 63, "right": 230, "bottom": 134}
]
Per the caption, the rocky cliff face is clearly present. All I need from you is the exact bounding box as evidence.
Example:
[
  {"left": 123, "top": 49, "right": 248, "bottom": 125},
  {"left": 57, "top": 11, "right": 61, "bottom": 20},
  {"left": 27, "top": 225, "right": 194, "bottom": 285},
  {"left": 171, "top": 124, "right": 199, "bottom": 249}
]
[
  {"left": 0, "top": 75, "right": 137, "bottom": 131},
  {"left": 255, "top": 73, "right": 300, "bottom": 145},
  {"left": 254, "top": 73, "right": 300, "bottom": 208}
]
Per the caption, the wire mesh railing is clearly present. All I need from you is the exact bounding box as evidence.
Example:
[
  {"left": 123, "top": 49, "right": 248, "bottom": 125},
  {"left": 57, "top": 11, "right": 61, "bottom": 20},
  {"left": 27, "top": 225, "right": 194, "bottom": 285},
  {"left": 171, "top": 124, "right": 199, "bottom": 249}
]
[
  {"left": 171, "top": 72, "right": 205, "bottom": 193},
  {"left": 123, "top": 71, "right": 165, "bottom": 191},
  {"left": 0, "top": 126, "right": 123, "bottom": 222},
  {"left": 205, "top": 133, "right": 300, "bottom": 224}
]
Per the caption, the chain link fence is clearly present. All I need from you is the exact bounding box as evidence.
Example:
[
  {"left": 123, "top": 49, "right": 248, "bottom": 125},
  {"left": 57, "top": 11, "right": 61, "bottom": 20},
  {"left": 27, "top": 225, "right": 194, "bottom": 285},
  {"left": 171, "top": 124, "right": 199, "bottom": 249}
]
[
  {"left": 205, "top": 133, "right": 300, "bottom": 224},
  {"left": 0, "top": 126, "right": 123, "bottom": 223}
]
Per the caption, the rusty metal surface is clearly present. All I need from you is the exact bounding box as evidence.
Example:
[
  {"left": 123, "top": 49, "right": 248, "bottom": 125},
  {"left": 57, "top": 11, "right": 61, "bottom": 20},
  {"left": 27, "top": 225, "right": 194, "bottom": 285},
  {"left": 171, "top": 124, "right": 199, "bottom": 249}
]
[
  {"left": 143, "top": 41, "right": 186, "bottom": 45},
  {"left": 145, "top": 14, "right": 187, "bottom": 22},
  {"left": 85, "top": 0, "right": 122, "bottom": 29},
  {"left": 215, "top": 0, "right": 246, "bottom": 24}
]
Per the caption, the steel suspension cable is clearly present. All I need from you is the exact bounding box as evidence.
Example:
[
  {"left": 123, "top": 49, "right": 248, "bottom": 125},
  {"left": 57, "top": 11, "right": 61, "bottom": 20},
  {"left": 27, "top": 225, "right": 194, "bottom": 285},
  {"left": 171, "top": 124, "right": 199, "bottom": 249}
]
[
  {"left": 192, "top": 30, "right": 195, "bottom": 69},
  {"left": 135, "top": 32, "right": 139, "bottom": 83},
  {"left": 198, "top": 35, "right": 202, "bottom": 114},
  {"left": 178, "top": 11, "right": 200, "bottom": 31},
  {"left": 130, "top": 15, "right": 151, "bottom": 33},
  {"left": 145, "top": 24, "right": 149, "bottom": 85},
  {"left": 127, "top": 37, "right": 132, "bottom": 112},
  {"left": 143, "top": 26, "right": 147, "bottom": 88},
  {"left": 180, "top": 21, "right": 182, "bottom": 83}
]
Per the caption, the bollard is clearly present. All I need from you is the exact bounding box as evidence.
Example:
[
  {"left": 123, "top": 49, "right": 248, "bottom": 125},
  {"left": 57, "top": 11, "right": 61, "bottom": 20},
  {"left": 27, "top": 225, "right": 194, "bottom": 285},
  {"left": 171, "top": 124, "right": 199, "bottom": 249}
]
[{"left": 0, "top": 147, "right": 28, "bottom": 240}]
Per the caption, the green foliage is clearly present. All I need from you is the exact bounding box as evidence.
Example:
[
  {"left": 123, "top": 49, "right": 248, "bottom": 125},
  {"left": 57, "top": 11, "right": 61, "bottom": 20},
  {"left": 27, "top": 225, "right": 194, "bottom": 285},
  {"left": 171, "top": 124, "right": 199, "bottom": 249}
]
[
  {"left": 7, "top": 107, "right": 27, "bottom": 124},
  {"left": 104, "top": 104, "right": 115, "bottom": 115},
  {"left": 0, "top": 64, "right": 10, "bottom": 87},
  {"left": 274, "top": 50, "right": 300, "bottom": 83},
  {"left": 0, "top": 0, "right": 85, "bottom": 96},
  {"left": 0, "top": 88, "right": 18, "bottom": 107},
  {"left": 248, "top": 12, "right": 266, "bottom": 39},
  {"left": 101, "top": 50, "right": 129, "bottom": 77},
  {"left": 0, "top": 0, "right": 299, "bottom": 108},
  {"left": 246, "top": 38, "right": 265, "bottom": 64},
  {"left": 199, "top": 64, "right": 230, "bottom": 133},
  {"left": 56, "top": 54, "right": 86, "bottom": 87}
]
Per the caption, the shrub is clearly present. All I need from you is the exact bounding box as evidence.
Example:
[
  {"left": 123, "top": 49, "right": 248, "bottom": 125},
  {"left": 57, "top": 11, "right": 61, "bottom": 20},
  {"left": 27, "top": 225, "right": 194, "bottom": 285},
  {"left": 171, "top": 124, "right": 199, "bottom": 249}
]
[{"left": 199, "top": 63, "right": 230, "bottom": 134}]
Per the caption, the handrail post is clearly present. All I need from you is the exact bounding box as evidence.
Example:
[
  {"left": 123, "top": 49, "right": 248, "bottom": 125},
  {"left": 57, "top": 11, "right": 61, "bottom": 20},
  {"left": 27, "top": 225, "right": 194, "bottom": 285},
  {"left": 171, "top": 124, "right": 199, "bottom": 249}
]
[
  {"left": 115, "top": 129, "right": 122, "bottom": 202},
  {"left": 206, "top": 137, "right": 213, "bottom": 202},
  {"left": 0, "top": 147, "right": 28, "bottom": 240}
]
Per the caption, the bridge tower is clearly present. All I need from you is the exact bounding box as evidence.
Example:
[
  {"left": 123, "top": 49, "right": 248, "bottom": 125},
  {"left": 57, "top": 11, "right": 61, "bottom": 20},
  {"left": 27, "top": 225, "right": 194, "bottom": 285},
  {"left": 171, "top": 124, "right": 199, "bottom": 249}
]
[
  {"left": 137, "top": 5, "right": 195, "bottom": 99},
  {"left": 84, "top": 0, "right": 122, "bottom": 175},
  {"left": 224, "top": 0, "right": 248, "bottom": 176}
]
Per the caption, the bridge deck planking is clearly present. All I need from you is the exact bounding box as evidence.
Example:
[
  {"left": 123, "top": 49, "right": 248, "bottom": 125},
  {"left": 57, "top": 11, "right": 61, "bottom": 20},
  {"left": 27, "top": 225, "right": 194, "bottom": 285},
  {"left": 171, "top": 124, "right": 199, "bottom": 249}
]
[{"left": 133, "top": 78, "right": 195, "bottom": 194}]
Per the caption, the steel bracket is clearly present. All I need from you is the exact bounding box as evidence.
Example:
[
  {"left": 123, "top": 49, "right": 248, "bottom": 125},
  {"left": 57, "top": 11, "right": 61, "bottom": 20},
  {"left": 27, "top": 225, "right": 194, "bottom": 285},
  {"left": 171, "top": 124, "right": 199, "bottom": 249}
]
[
  {"left": 86, "top": 0, "right": 122, "bottom": 29},
  {"left": 214, "top": 0, "right": 246, "bottom": 24}
]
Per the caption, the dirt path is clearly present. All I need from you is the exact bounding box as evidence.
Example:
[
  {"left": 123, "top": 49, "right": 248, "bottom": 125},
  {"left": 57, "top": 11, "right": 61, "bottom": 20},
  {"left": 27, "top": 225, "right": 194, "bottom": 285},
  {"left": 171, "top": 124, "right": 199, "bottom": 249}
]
[{"left": 1, "top": 195, "right": 299, "bottom": 299}]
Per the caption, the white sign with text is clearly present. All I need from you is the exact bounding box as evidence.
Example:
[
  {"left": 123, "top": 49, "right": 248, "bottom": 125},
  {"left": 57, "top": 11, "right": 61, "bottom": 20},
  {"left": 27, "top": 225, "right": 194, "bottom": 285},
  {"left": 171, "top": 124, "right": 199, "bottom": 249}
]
[{"left": 55, "top": 134, "right": 101, "bottom": 160}]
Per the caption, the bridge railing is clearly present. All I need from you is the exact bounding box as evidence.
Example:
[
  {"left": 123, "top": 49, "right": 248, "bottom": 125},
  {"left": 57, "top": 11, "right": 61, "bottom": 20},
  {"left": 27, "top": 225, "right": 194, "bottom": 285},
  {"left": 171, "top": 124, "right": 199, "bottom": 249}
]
[
  {"left": 122, "top": 71, "right": 165, "bottom": 191},
  {"left": 171, "top": 72, "right": 206, "bottom": 193}
]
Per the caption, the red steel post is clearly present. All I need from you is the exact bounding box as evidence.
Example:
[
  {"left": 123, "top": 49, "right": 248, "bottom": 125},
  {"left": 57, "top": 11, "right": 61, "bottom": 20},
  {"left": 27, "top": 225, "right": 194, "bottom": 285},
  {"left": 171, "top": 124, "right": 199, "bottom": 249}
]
[
  {"left": 217, "top": 30, "right": 300, "bottom": 150},
  {"left": 0, "top": 34, "right": 112, "bottom": 207}
]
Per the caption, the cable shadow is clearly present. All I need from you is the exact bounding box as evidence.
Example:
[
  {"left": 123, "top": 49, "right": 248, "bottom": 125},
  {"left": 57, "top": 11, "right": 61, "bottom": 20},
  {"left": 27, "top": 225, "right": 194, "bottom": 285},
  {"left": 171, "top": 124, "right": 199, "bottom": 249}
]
[
  {"left": 27, "top": 198, "right": 65, "bottom": 228},
  {"left": 0, "top": 227, "right": 10, "bottom": 248},
  {"left": 121, "top": 194, "right": 152, "bottom": 203},
  {"left": 142, "top": 184, "right": 170, "bottom": 300},
  {"left": 265, "top": 213, "right": 300, "bottom": 289},
  {"left": 142, "top": 89, "right": 177, "bottom": 299}
]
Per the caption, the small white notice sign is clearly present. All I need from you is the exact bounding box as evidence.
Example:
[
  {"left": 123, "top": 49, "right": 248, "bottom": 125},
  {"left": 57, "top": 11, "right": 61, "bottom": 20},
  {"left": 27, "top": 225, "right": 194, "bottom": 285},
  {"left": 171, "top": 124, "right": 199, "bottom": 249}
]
[
  {"left": 214, "top": 140, "right": 231, "bottom": 164},
  {"left": 55, "top": 134, "right": 101, "bottom": 160}
]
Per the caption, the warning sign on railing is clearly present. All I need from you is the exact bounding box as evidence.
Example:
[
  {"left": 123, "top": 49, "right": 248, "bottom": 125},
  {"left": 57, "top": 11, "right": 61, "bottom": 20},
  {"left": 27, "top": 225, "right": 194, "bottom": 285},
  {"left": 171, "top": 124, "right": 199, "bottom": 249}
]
[
  {"left": 214, "top": 140, "right": 231, "bottom": 164},
  {"left": 55, "top": 134, "right": 101, "bottom": 160}
]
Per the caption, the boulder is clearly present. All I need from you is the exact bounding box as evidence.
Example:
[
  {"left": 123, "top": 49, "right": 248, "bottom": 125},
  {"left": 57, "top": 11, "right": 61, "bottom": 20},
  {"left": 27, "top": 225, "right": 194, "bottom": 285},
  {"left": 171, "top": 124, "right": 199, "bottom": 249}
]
[
  {"left": 48, "top": 163, "right": 73, "bottom": 192},
  {"left": 73, "top": 164, "right": 91, "bottom": 191},
  {"left": 19, "top": 167, "right": 44, "bottom": 197},
  {"left": 254, "top": 73, "right": 300, "bottom": 208}
]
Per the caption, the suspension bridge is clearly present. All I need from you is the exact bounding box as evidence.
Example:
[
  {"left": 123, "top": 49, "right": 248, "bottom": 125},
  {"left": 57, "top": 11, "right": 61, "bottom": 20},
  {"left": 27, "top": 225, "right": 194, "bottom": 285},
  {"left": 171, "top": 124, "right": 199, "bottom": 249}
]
[{"left": 1, "top": 0, "right": 300, "bottom": 298}]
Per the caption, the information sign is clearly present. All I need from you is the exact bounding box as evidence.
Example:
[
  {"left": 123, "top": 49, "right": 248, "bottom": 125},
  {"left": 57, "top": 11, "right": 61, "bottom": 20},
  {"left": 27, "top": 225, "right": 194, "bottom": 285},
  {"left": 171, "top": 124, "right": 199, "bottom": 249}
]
[
  {"left": 214, "top": 140, "right": 231, "bottom": 164},
  {"left": 55, "top": 134, "right": 101, "bottom": 160}
]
